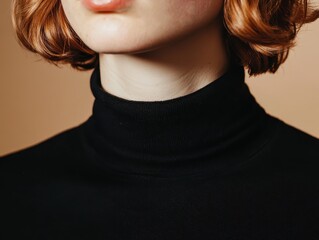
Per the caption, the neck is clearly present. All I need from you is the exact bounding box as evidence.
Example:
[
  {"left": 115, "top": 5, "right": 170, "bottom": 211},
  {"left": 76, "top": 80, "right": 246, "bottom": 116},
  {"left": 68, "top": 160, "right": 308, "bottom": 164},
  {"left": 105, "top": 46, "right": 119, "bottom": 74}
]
[
  {"left": 98, "top": 20, "right": 229, "bottom": 101},
  {"left": 82, "top": 58, "right": 276, "bottom": 177}
]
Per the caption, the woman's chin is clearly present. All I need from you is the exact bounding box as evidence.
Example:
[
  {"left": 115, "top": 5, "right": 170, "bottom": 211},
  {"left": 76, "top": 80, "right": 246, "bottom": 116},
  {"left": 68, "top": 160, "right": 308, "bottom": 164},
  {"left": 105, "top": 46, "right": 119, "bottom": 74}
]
[{"left": 83, "top": 32, "right": 165, "bottom": 54}]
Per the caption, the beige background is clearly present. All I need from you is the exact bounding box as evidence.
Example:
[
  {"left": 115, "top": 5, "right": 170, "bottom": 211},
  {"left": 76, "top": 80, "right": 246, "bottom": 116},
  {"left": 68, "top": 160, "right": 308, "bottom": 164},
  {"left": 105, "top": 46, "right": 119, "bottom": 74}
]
[{"left": 1, "top": 1, "right": 319, "bottom": 156}]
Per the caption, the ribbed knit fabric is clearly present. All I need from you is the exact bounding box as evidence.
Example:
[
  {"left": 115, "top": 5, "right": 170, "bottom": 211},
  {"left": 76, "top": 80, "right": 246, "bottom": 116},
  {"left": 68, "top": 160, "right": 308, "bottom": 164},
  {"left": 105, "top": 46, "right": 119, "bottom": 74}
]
[
  {"left": 1, "top": 62, "right": 319, "bottom": 239},
  {"left": 82, "top": 62, "right": 274, "bottom": 178}
]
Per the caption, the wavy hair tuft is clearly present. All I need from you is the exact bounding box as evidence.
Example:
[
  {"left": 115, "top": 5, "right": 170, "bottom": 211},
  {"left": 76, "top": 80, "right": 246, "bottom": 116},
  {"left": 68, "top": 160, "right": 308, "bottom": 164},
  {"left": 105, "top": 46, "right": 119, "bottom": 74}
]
[{"left": 11, "top": 0, "right": 319, "bottom": 75}]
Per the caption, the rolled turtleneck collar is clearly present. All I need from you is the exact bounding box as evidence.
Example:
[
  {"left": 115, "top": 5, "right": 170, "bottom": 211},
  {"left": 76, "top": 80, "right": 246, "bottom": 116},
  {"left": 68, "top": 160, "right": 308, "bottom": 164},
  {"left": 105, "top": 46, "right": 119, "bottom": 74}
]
[{"left": 81, "top": 62, "right": 278, "bottom": 178}]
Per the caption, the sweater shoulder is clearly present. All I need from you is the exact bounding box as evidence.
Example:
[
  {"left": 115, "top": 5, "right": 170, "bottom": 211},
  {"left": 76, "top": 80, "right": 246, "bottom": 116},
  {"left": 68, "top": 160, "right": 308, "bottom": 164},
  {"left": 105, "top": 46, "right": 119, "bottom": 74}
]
[
  {"left": 0, "top": 120, "right": 87, "bottom": 179},
  {"left": 257, "top": 114, "right": 319, "bottom": 177},
  {"left": 268, "top": 115, "right": 319, "bottom": 156}
]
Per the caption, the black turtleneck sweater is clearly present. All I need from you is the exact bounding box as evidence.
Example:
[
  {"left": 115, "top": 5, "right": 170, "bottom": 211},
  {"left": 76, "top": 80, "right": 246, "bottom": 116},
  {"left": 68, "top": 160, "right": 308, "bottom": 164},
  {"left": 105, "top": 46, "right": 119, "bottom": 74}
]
[{"left": 1, "top": 63, "right": 319, "bottom": 239}]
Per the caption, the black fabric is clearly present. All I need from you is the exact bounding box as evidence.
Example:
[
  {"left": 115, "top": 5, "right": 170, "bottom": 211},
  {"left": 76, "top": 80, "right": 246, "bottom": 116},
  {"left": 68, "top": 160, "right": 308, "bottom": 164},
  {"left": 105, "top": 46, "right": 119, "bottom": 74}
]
[{"left": 1, "top": 62, "right": 319, "bottom": 239}]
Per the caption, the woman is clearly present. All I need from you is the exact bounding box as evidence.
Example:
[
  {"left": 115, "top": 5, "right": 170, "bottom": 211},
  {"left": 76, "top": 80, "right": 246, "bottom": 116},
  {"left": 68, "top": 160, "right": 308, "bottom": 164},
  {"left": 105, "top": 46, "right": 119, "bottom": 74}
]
[{"left": 1, "top": 0, "right": 319, "bottom": 239}]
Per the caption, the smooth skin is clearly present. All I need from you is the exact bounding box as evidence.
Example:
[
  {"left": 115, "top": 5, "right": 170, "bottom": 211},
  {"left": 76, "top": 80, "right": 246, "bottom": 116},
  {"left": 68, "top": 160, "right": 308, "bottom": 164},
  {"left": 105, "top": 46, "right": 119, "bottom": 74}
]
[{"left": 61, "top": 0, "right": 229, "bottom": 101}]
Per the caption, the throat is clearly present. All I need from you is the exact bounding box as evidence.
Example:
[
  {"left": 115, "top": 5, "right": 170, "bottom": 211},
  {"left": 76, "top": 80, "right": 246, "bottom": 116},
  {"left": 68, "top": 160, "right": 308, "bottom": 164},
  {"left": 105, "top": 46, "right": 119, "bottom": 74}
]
[{"left": 81, "top": 61, "right": 272, "bottom": 178}]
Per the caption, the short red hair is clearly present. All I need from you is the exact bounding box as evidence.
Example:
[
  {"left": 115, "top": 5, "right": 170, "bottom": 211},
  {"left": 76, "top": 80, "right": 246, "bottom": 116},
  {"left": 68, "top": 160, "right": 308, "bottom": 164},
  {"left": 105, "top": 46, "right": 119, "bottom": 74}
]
[{"left": 11, "top": 0, "right": 319, "bottom": 76}]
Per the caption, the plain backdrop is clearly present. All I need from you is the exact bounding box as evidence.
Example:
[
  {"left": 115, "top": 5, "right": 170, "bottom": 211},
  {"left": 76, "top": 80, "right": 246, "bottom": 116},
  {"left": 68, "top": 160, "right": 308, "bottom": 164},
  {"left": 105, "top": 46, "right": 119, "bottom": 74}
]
[{"left": 1, "top": 0, "right": 319, "bottom": 156}]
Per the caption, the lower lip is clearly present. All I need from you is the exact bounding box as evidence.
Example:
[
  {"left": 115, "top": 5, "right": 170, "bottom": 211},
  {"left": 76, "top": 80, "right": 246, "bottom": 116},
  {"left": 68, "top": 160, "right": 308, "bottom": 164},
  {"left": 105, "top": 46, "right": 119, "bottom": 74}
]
[{"left": 83, "top": 0, "right": 133, "bottom": 12}]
